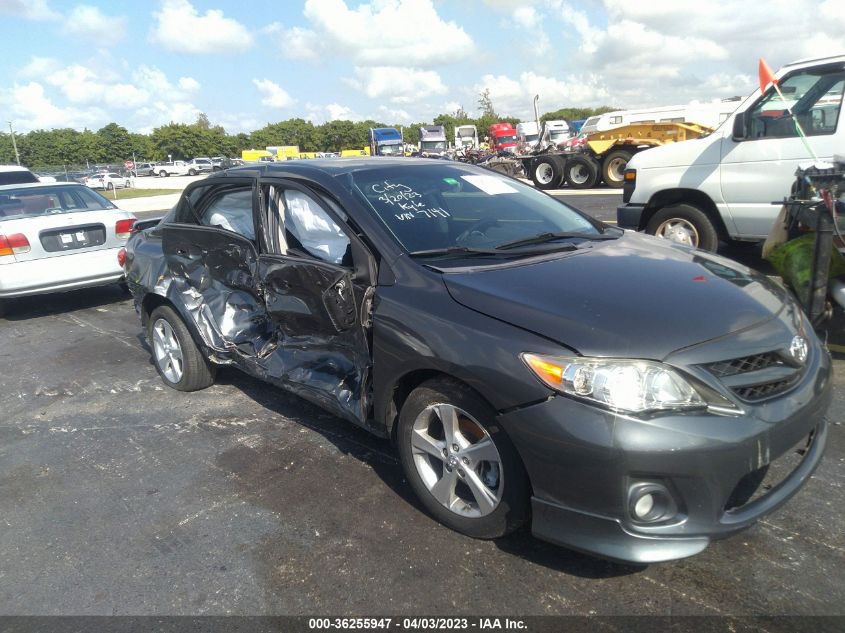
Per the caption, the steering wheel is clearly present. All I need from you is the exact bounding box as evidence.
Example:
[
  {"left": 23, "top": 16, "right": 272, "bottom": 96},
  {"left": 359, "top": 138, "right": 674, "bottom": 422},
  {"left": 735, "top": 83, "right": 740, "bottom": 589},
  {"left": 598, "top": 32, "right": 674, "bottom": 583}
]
[{"left": 456, "top": 218, "right": 501, "bottom": 244}]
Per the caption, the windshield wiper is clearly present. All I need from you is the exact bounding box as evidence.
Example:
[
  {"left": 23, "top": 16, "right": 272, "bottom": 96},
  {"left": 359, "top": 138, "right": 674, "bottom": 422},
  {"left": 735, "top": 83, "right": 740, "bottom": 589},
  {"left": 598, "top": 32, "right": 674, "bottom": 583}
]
[
  {"left": 409, "top": 246, "right": 516, "bottom": 258},
  {"left": 495, "top": 231, "right": 615, "bottom": 250}
]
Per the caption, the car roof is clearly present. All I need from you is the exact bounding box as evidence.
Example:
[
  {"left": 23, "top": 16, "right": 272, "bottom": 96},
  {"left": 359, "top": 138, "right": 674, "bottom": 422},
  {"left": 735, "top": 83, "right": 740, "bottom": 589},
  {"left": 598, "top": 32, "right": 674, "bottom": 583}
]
[
  {"left": 0, "top": 181, "right": 89, "bottom": 192},
  {"left": 0, "top": 165, "right": 34, "bottom": 173},
  {"left": 215, "top": 157, "right": 457, "bottom": 180}
]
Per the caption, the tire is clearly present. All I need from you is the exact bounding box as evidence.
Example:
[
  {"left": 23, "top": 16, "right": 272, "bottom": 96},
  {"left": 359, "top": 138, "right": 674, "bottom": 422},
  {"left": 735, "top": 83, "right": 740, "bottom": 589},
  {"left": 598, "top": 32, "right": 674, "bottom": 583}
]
[
  {"left": 531, "top": 156, "right": 565, "bottom": 190},
  {"left": 188, "top": 169, "right": 197, "bottom": 176},
  {"left": 564, "top": 156, "right": 599, "bottom": 189},
  {"left": 106, "top": 182, "right": 114, "bottom": 191},
  {"left": 147, "top": 305, "right": 215, "bottom": 391},
  {"left": 0, "top": 299, "right": 6, "bottom": 318},
  {"left": 646, "top": 203, "right": 719, "bottom": 251},
  {"left": 601, "top": 150, "right": 633, "bottom": 188},
  {"left": 159, "top": 171, "right": 168, "bottom": 178},
  {"left": 397, "top": 378, "right": 529, "bottom": 539}
]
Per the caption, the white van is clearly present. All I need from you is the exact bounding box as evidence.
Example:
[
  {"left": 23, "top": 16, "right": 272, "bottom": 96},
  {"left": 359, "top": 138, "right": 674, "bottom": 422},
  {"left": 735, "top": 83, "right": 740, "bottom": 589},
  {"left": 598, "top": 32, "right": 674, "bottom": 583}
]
[{"left": 617, "top": 55, "right": 845, "bottom": 251}]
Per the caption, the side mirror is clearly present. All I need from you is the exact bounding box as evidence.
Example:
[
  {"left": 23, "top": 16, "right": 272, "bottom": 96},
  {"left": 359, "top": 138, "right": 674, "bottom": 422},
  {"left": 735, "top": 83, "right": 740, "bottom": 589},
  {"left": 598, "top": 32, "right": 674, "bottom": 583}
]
[{"left": 732, "top": 113, "right": 747, "bottom": 140}]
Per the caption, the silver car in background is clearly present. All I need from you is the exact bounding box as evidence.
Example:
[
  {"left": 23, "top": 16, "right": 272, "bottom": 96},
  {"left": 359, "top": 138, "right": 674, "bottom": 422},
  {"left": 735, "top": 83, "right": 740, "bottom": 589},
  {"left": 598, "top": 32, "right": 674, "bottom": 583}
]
[{"left": 0, "top": 182, "right": 135, "bottom": 316}]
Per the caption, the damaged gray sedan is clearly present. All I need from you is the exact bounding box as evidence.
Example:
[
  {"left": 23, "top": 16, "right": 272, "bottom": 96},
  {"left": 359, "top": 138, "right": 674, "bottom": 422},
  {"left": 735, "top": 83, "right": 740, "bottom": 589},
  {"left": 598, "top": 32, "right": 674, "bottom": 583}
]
[{"left": 124, "top": 159, "right": 831, "bottom": 563}]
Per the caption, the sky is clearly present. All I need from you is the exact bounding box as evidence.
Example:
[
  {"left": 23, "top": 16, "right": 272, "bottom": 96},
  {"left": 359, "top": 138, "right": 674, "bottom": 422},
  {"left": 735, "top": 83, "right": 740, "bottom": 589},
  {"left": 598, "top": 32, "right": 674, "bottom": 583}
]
[{"left": 1, "top": 0, "right": 844, "bottom": 134}]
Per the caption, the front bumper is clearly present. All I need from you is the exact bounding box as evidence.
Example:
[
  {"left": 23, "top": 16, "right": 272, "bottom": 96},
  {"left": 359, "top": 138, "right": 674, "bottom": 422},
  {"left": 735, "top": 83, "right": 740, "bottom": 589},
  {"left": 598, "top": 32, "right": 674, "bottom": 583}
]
[
  {"left": 0, "top": 248, "right": 125, "bottom": 298},
  {"left": 498, "top": 345, "right": 832, "bottom": 564},
  {"left": 617, "top": 203, "right": 646, "bottom": 230}
]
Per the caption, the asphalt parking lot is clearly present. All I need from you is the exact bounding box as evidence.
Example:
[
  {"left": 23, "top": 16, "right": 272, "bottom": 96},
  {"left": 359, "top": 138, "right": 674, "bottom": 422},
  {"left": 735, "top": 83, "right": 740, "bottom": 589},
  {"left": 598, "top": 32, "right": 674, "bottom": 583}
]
[{"left": 1, "top": 190, "right": 843, "bottom": 618}]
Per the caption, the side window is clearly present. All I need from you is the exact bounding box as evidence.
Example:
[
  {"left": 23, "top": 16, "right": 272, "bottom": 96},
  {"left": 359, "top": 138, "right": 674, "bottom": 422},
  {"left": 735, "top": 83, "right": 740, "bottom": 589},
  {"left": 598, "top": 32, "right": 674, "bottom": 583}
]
[
  {"left": 749, "top": 69, "right": 845, "bottom": 139},
  {"left": 268, "top": 186, "right": 351, "bottom": 265},
  {"left": 200, "top": 188, "right": 256, "bottom": 241}
]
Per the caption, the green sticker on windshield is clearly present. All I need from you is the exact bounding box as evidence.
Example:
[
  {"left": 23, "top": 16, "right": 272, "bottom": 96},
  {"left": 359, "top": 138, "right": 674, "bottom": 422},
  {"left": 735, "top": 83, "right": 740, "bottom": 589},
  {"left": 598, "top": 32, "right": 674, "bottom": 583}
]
[{"left": 443, "top": 178, "right": 459, "bottom": 185}]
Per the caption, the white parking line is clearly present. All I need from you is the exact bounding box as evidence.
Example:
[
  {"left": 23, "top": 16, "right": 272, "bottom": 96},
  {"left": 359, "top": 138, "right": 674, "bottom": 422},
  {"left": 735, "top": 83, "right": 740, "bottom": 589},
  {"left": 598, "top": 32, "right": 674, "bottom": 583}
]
[{"left": 547, "top": 189, "right": 623, "bottom": 196}]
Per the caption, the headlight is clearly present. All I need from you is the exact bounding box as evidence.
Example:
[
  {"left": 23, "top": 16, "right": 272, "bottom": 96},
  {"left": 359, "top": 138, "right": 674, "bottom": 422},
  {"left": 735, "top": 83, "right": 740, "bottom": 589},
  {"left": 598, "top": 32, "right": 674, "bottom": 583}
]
[{"left": 521, "top": 353, "right": 705, "bottom": 414}]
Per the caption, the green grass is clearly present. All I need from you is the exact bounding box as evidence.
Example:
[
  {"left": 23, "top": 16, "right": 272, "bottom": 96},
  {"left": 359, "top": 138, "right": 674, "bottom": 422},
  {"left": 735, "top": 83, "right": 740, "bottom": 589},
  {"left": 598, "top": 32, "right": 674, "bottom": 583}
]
[{"left": 101, "top": 188, "right": 181, "bottom": 200}]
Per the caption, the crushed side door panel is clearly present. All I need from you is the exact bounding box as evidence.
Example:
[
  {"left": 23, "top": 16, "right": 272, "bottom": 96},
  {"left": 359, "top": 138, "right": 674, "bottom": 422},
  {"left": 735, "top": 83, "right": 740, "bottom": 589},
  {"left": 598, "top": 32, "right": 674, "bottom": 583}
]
[
  {"left": 162, "top": 225, "right": 272, "bottom": 357},
  {"left": 258, "top": 254, "right": 371, "bottom": 425}
]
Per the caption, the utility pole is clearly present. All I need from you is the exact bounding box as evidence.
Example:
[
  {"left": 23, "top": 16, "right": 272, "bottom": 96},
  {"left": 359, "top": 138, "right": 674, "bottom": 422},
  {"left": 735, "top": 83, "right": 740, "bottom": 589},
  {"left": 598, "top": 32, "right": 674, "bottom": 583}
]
[{"left": 8, "top": 121, "right": 21, "bottom": 165}]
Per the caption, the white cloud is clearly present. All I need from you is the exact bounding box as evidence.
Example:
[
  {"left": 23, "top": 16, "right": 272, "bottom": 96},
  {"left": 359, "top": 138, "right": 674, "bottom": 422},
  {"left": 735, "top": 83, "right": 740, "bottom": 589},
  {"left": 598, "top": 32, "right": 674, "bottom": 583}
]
[
  {"left": 376, "top": 105, "right": 412, "bottom": 123},
  {"left": 346, "top": 66, "right": 447, "bottom": 104},
  {"left": 512, "top": 6, "right": 538, "bottom": 29},
  {"left": 178, "top": 76, "right": 200, "bottom": 92},
  {"left": 253, "top": 79, "right": 295, "bottom": 109},
  {"left": 65, "top": 5, "right": 127, "bottom": 46},
  {"left": 0, "top": 0, "right": 59, "bottom": 20},
  {"left": 4, "top": 82, "right": 102, "bottom": 130},
  {"left": 19, "top": 56, "right": 60, "bottom": 77},
  {"left": 150, "top": 0, "right": 252, "bottom": 54},
  {"left": 474, "top": 71, "right": 610, "bottom": 118},
  {"left": 276, "top": 0, "right": 474, "bottom": 66}
]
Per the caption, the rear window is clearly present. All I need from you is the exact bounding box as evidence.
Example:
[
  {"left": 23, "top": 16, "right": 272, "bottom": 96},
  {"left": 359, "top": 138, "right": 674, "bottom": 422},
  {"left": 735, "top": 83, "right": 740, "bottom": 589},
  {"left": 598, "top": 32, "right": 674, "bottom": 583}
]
[
  {"left": 0, "top": 185, "right": 116, "bottom": 220},
  {"left": 0, "top": 169, "right": 39, "bottom": 186}
]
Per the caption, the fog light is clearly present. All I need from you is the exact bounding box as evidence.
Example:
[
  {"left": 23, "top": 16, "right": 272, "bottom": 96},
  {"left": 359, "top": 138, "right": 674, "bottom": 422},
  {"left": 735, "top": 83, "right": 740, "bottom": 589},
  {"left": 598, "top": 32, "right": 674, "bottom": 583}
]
[
  {"left": 628, "top": 482, "right": 679, "bottom": 524},
  {"left": 633, "top": 493, "right": 655, "bottom": 519}
]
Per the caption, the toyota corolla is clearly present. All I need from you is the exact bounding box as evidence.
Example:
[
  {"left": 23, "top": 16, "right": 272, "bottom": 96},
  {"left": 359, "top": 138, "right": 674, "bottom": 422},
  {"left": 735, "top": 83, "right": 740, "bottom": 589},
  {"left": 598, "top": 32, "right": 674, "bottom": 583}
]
[{"left": 123, "top": 159, "right": 831, "bottom": 563}]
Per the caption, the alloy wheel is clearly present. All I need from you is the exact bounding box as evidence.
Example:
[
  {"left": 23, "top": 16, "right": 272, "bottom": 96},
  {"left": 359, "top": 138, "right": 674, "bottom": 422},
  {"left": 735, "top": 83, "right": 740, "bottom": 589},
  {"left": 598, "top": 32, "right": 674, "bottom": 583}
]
[
  {"left": 411, "top": 403, "right": 503, "bottom": 518},
  {"left": 152, "top": 318, "right": 184, "bottom": 383}
]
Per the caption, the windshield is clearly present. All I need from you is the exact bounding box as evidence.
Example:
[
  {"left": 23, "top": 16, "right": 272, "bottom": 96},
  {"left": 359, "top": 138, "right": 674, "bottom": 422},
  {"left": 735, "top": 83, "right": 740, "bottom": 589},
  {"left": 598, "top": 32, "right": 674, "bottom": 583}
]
[
  {"left": 549, "top": 130, "right": 569, "bottom": 142},
  {"left": 351, "top": 164, "right": 603, "bottom": 255},
  {"left": 523, "top": 134, "right": 539, "bottom": 142},
  {"left": 0, "top": 184, "right": 116, "bottom": 220},
  {"left": 420, "top": 141, "right": 447, "bottom": 150},
  {"left": 378, "top": 143, "right": 404, "bottom": 156},
  {"left": 496, "top": 135, "right": 517, "bottom": 143}
]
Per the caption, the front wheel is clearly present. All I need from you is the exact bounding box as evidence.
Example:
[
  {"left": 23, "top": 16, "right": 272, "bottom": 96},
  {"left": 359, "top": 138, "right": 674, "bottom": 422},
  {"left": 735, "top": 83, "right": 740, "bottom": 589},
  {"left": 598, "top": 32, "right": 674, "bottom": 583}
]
[
  {"left": 148, "top": 305, "right": 215, "bottom": 391},
  {"left": 397, "top": 378, "right": 529, "bottom": 539},
  {"left": 106, "top": 182, "right": 114, "bottom": 191},
  {"left": 158, "top": 171, "right": 168, "bottom": 178},
  {"left": 188, "top": 169, "right": 197, "bottom": 176},
  {"left": 646, "top": 203, "right": 719, "bottom": 251}
]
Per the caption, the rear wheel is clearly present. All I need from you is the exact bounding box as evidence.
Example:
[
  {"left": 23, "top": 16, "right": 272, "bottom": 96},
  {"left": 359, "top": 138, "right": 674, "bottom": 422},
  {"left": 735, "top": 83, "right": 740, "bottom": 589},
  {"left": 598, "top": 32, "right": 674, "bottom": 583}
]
[
  {"left": 148, "top": 305, "right": 215, "bottom": 391},
  {"left": 106, "top": 182, "right": 114, "bottom": 191},
  {"left": 397, "top": 378, "right": 529, "bottom": 539},
  {"left": 646, "top": 203, "right": 719, "bottom": 251},
  {"left": 159, "top": 170, "right": 168, "bottom": 178},
  {"left": 188, "top": 168, "right": 197, "bottom": 176},
  {"left": 564, "top": 156, "right": 599, "bottom": 189},
  {"left": 601, "top": 150, "right": 633, "bottom": 188},
  {"left": 531, "top": 156, "right": 565, "bottom": 190}
]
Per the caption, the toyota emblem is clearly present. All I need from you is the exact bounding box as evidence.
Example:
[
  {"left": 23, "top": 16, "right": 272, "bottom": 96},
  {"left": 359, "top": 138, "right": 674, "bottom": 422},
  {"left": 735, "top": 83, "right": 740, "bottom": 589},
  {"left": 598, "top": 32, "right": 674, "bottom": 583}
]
[{"left": 789, "top": 336, "right": 808, "bottom": 364}]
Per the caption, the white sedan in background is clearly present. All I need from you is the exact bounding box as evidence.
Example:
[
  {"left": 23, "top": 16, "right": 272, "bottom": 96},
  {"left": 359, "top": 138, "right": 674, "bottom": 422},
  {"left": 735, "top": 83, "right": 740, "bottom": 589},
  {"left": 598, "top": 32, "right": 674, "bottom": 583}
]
[
  {"left": 0, "top": 182, "right": 135, "bottom": 316},
  {"left": 83, "top": 172, "right": 131, "bottom": 191}
]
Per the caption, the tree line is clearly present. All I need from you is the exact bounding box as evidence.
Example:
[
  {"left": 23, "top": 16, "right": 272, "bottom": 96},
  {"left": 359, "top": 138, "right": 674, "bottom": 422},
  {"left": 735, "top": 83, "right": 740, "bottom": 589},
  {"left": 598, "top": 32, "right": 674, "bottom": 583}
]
[{"left": 0, "top": 106, "right": 618, "bottom": 171}]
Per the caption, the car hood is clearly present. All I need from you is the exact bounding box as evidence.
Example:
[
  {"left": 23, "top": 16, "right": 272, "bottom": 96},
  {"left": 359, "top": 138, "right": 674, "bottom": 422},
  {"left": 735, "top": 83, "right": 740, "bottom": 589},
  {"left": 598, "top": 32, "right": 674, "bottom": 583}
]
[{"left": 442, "top": 232, "right": 793, "bottom": 360}]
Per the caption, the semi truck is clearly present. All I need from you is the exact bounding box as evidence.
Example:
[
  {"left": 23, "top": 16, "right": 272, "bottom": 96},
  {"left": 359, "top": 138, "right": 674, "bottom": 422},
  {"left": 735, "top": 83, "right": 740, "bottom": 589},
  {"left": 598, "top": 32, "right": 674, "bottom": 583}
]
[
  {"left": 454, "top": 125, "right": 479, "bottom": 149},
  {"left": 486, "top": 123, "right": 518, "bottom": 153},
  {"left": 418, "top": 125, "right": 448, "bottom": 155},
  {"left": 368, "top": 128, "right": 403, "bottom": 156}
]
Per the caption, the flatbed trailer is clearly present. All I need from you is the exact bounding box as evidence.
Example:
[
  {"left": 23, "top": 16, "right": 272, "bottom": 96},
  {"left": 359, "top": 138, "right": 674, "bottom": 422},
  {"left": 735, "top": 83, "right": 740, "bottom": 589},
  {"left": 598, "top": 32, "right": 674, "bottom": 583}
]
[{"left": 517, "top": 121, "right": 713, "bottom": 190}]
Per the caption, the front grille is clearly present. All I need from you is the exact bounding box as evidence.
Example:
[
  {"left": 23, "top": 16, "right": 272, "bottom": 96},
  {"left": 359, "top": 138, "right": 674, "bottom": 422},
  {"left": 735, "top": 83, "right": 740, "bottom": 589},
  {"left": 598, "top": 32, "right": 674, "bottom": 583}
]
[
  {"left": 707, "top": 352, "right": 782, "bottom": 377},
  {"left": 724, "top": 431, "right": 813, "bottom": 511},
  {"left": 702, "top": 350, "right": 804, "bottom": 403},
  {"left": 732, "top": 377, "right": 801, "bottom": 402}
]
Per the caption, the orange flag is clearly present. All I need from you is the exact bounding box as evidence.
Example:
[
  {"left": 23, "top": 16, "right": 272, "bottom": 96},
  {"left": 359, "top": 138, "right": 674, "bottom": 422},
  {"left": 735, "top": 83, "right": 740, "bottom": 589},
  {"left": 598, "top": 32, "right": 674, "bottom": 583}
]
[{"left": 758, "top": 58, "right": 778, "bottom": 94}]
